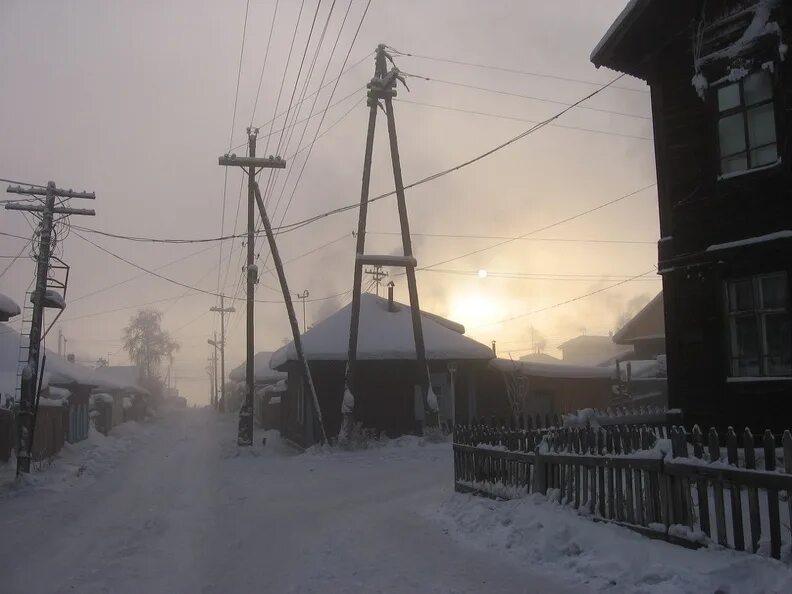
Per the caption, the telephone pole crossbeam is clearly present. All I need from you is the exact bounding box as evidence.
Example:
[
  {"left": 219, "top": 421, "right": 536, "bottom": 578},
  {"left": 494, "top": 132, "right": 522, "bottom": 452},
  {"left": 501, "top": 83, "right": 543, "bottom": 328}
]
[{"left": 5, "top": 181, "right": 96, "bottom": 475}]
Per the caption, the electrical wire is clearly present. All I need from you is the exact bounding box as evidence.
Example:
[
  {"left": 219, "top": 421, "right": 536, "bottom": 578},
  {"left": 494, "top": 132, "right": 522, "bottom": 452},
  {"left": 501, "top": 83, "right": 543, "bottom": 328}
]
[
  {"left": 249, "top": 0, "right": 281, "bottom": 127},
  {"left": 387, "top": 48, "right": 649, "bottom": 94},
  {"left": 368, "top": 231, "right": 655, "bottom": 245},
  {"left": 404, "top": 71, "right": 651, "bottom": 121},
  {"left": 396, "top": 184, "right": 657, "bottom": 274},
  {"left": 470, "top": 269, "right": 658, "bottom": 330},
  {"left": 393, "top": 98, "right": 653, "bottom": 142}
]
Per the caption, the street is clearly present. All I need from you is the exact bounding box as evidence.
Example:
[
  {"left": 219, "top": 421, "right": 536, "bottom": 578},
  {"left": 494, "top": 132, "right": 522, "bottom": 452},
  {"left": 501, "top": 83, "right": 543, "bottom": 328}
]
[{"left": 0, "top": 409, "right": 580, "bottom": 594}]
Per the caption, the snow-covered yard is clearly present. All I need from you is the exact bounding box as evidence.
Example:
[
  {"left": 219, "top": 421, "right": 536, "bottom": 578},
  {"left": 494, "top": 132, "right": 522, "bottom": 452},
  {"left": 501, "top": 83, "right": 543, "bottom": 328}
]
[{"left": 0, "top": 409, "right": 790, "bottom": 594}]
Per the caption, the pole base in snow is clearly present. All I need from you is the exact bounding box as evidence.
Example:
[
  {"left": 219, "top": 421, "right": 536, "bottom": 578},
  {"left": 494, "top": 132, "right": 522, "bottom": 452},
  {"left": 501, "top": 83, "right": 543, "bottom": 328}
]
[{"left": 237, "top": 407, "right": 254, "bottom": 447}]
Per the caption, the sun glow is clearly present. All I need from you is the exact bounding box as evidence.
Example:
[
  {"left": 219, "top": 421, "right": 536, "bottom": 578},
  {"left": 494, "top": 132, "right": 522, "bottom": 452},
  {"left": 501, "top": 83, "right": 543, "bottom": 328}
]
[{"left": 447, "top": 292, "right": 506, "bottom": 333}]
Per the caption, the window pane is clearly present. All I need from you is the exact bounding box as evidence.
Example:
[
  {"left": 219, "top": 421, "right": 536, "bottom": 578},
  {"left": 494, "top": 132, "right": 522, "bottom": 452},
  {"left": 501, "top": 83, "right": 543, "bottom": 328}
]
[
  {"left": 721, "top": 154, "right": 748, "bottom": 174},
  {"left": 719, "top": 113, "right": 747, "bottom": 156},
  {"left": 744, "top": 71, "right": 773, "bottom": 106},
  {"left": 718, "top": 83, "right": 741, "bottom": 111},
  {"left": 750, "top": 144, "right": 778, "bottom": 167},
  {"left": 733, "top": 315, "right": 761, "bottom": 375},
  {"left": 761, "top": 274, "right": 788, "bottom": 309},
  {"left": 729, "top": 279, "right": 754, "bottom": 311},
  {"left": 764, "top": 313, "right": 792, "bottom": 375},
  {"left": 747, "top": 103, "right": 776, "bottom": 148}
]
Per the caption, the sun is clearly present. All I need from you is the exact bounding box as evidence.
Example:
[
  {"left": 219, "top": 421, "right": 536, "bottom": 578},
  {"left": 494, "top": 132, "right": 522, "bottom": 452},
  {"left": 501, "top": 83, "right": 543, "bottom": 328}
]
[{"left": 447, "top": 292, "right": 505, "bottom": 332}]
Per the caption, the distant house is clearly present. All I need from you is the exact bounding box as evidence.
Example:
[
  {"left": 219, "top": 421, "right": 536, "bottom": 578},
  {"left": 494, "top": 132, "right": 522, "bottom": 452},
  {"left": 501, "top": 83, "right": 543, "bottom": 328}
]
[
  {"left": 558, "top": 335, "right": 632, "bottom": 366},
  {"left": 92, "top": 365, "right": 149, "bottom": 424},
  {"left": 229, "top": 351, "right": 287, "bottom": 420},
  {"left": 519, "top": 352, "right": 563, "bottom": 365},
  {"left": 592, "top": 0, "right": 792, "bottom": 431},
  {"left": 270, "top": 293, "right": 494, "bottom": 448},
  {"left": 471, "top": 358, "right": 615, "bottom": 425},
  {"left": 613, "top": 292, "right": 665, "bottom": 360}
]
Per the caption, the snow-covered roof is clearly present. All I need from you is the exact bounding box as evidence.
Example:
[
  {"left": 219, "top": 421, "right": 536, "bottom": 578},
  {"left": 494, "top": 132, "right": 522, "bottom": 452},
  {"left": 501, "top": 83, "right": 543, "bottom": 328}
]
[
  {"left": 490, "top": 358, "right": 615, "bottom": 380},
  {"left": 0, "top": 324, "right": 118, "bottom": 396},
  {"left": 0, "top": 293, "right": 21, "bottom": 322},
  {"left": 612, "top": 292, "right": 664, "bottom": 345},
  {"left": 590, "top": 0, "right": 643, "bottom": 65},
  {"left": 92, "top": 366, "right": 149, "bottom": 395},
  {"left": 229, "top": 351, "right": 286, "bottom": 384},
  {"left": 271, "top": 293, "right": 494, "bottom": 369},
  {"left": 518, "top": 352, "right": 563, "bottom": 365}
]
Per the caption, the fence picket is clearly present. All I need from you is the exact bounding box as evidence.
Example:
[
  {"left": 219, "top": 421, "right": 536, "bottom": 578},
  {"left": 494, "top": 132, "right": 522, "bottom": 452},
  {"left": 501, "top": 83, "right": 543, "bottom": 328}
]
[
  {"left": 597, "top": 429, "right": 606, "bottom": 517},
  {"left": 764, "top": 430, "right": 781, "bottom": 560},
  {"left": 727, "top": 427, "right": 745, "bottom": 551},
  {"left": 743, "top": 427, "right": 761, "bottom": 553},
  {"left": 783, "top": 430, "right": 792, "bottom": 554},
  {"left": 709, "top": 428, "right": 728, "bottom": 547},
  {"left": 692, "top": 426, "right": 710, "bottom": 538}
]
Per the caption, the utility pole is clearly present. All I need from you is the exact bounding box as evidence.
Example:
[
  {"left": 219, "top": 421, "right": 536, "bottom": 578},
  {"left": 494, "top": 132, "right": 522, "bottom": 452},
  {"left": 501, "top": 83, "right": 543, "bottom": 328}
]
[
  {"left": 210, "top": 295, "right": 235, "bottom": 413},
  {"left": 295, "top": 290, "right": 309, "bottom": 333},
  {"left": 364, "top": 265, "right": 388, "bottom": 296},
  {"left": 219, "top": 128, "right": 286, "bottom": 446},
  {"left": 345, "top": 45, "right": 433, "bottom": 435},
  {"left": 5, "top": 181, "right": 95, "bottom": 475},
  {"left": 208, "top": 334, "right": 220, "bottom": 408}
]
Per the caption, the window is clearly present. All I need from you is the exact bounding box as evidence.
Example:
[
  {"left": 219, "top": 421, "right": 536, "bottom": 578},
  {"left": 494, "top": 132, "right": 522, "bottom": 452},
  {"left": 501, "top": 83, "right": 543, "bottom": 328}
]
[
  {"left": 726, "top": 273, "right": 791, "bottom": 377},
  {"left": 716, "top": 71, "right": 778, "bottom": 176}
]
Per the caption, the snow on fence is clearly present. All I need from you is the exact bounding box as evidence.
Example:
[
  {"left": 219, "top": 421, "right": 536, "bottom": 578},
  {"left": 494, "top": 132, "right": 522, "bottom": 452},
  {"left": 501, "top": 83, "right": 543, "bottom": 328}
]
[{"left": 453, "top": 422, "right": 792, "bottom": 560}]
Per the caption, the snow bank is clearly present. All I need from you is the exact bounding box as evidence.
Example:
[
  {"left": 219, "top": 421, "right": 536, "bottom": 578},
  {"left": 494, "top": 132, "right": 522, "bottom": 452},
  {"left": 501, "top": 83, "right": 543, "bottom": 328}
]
[
  {"left": 0, "top": 293, "right": 20, "bottom": 320},
  {"left": 431, "top": 493, "right": 792, "bottom": 593},
  {"left": 0, "top": 418, "right": 150, "bottom": 496},
  {"left": 491, "top": 357, "right": 614, "bottom": 380}
]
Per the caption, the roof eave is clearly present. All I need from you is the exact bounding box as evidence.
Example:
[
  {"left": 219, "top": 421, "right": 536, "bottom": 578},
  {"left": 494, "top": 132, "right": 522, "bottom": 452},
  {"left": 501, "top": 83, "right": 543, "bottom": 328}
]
[{"left": 590, "top": 0, "right": 654, "bottom": 80}]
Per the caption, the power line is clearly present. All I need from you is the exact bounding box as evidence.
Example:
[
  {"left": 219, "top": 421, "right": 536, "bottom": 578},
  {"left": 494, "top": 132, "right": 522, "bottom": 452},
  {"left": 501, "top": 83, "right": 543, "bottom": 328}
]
[
  {"left": 422, "top": 268, "right": 662, "bottom": 282},
  {"left": 250, "top": 0, "right": 280, "bottom": 126},
  {"left": 404, "top": 71, "right": 651, "bottom": 121},
  {"left": 0, "top": 231, "right": 34, "bottom": 241},
  {"left": 267, "top": 0, "right": 366, "bottom": 255},
  {"left": 217, "top": 0, "right": 252, "bottom": 305},
  {"left": 368, "top": 231, "right": 655, "bottom": 245},
  {"left": 470, "top": 269, "right": 658, "bottom": 330},
  {"left": 393, "top": 98, "right": 653, "bottom": 142},
  {"left": 411, "top": 184, "right": 657, "bottom": 272},
  {"left": 74, "top": 73, "right": 634, "bottom": 249},
  {"left": 0, "top": 242, "right": 29, "bottom": 279},
  {"left": 0, "top": 178, "right": 47, "bottom": 188},
  {"left": 72, "top": 230, "right": 352, "bottom": 305},
  {"left": 387, "top": 48, "right": 649, "bottom": 94}
]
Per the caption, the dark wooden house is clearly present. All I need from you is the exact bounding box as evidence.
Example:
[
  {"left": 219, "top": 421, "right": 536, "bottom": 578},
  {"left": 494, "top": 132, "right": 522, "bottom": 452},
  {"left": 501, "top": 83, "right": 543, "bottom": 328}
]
[
  {"left": 270, "top": 293, "right": 494, "bottom": 448},
  {"left": 592, "top": 0, "right": 792, "bottom": 431}
]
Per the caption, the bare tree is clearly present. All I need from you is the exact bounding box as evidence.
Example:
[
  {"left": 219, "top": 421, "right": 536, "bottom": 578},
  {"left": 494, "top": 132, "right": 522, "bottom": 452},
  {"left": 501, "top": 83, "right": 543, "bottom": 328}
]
[
  {"left": 502, "top": 356, "right": 530, "bottom": 426},
  {"left": 122, "top": 309, "right": 179, "bottom": 381}
]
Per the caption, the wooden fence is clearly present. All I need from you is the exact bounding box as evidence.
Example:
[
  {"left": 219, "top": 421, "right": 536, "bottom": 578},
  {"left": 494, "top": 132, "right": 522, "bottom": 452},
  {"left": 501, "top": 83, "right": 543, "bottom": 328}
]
[{"left": 453, "top": 422, "right": 792, "bottom": 560}]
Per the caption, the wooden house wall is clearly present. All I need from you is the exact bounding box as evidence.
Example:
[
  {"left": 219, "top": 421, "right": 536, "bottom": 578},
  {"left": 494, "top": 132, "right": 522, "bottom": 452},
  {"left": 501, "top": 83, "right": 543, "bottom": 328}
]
[{"left": 644, "top": 0, "right": 792, "bottom": 432}]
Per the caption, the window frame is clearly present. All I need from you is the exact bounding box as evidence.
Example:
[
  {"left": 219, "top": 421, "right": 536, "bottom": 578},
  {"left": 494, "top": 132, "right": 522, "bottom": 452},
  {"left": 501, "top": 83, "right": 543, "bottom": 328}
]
[
  {"left": 725, "top": 272, "right": 791, "bottom": 378},
  {"left": 714, "top": 70, "right": 780, "bottom": 177}
]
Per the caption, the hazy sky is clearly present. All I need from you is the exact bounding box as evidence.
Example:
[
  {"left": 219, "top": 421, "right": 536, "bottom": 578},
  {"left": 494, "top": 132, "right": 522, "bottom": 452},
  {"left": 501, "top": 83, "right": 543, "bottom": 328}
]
[{"left": 0, "top": 0, "right": 660, "bottom": 403}]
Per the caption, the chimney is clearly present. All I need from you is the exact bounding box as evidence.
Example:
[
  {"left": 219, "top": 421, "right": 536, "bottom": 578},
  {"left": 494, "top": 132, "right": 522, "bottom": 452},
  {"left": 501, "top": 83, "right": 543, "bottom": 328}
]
[
  {"left": 67, "top": 353, "right": 75, "bottom": 363},
  {"left": 387, "top": 281, "right": 396, "bottom": 312},
  {"left": 491, "top": 340, "right": 497, "bottom": 357}
]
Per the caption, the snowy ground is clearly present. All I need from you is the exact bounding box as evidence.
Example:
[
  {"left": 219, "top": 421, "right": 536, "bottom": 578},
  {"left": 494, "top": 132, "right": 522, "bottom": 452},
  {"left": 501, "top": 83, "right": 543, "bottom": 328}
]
[{"left": 0, "top": 409, "right": 790, "bottom": 594}]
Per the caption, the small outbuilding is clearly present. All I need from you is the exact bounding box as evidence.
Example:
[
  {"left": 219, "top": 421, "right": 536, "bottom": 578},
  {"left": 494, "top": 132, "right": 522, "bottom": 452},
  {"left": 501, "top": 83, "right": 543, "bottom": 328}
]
[{"left": 270, "top": 293, "right": 494, "bottom": 448}]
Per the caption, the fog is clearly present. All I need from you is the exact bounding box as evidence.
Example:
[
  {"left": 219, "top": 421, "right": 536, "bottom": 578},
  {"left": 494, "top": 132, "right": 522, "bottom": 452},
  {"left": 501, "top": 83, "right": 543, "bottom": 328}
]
[{"left": 0, "top": 0, "right": 659, "bottom": 404}]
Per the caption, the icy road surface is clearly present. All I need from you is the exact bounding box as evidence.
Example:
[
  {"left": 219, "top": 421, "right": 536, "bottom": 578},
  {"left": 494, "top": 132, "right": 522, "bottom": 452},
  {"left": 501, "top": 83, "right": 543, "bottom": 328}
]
[
  {"left": 1, "top": 409, "right": 791, "bottom": 593},
  {"left": 0, "top": 409, "right": 577, "bottom": 594}
]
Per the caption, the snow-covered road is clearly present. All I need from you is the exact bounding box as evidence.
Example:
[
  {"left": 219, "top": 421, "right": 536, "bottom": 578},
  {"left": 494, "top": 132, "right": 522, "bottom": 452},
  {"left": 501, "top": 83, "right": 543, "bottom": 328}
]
[
  {"left": 0, "top": 409, "right": 577, "bottom": 594},
  {"left": 2, "top": 409, "right": 791, "bottom": 594}
]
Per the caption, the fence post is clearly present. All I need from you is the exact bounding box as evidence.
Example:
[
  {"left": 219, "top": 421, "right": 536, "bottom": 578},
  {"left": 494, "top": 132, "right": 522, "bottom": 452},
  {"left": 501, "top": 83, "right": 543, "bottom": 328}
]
[
  {"left": 533, "top": 437, "right": 547, "bottom": 495},
  {"left": 764, "top": 429, "right": 781, "bottom": 559}
]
